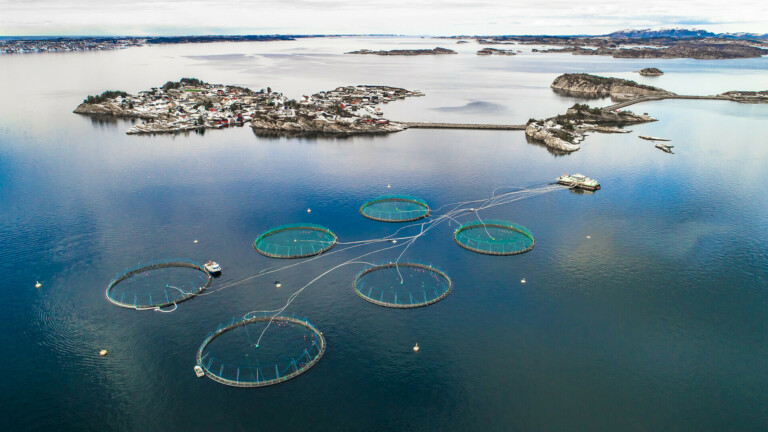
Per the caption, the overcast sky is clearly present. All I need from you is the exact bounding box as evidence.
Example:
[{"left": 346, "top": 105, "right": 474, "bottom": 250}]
[{"left": 1, "top": 0, "right": 766, "bottom": 36}]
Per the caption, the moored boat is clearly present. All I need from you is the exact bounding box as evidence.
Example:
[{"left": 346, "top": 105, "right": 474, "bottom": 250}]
[{"left": 203, "top": 260, "right": 221, "bottom": 274}]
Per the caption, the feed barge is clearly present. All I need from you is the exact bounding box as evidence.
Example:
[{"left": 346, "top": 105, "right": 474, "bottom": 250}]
[{"left": 557, "top": 173, "right": 601, "bottom": 191}]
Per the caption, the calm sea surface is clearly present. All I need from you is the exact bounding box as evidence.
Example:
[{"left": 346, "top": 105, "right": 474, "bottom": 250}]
[{"left": 1, "top": 37, "right": 768, "bottom": 431}]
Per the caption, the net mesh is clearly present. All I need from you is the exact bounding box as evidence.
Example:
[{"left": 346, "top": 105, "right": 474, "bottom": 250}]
[
  {"left": 197, "top": 315, "right": 325, "bottom": 387},
  {"left": 105, "top": 259, "right": 212, "bottom": 309},
  {"left": 454, "top": 219, "right": 534, "bottom": 255},
  {"left": 359, "top": 195, "right": 430, "bottom": 222},
  {"left": 254, "top": 223, "right": 337, "bottom": 258},
  {"left": 353, "top": 262, "right": 452, "bottom": 308}
]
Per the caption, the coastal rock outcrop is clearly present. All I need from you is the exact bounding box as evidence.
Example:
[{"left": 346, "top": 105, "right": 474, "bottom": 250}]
[
  {"left": 638, "top": 67, "right": 664, "bottom": 76},
  {"left": 564, "top": 104, "right": 656, "bottom": 124},
  {"left": 73, "top": 101, "right": 157, "bottom": 119},
  {"left": 719, "top": 90, "right": 768, "bottom": 103},
  {"left": 250, "top": 115, "right": 407, "bottom": 135},
  {"left": 477, "top": 48, "right": 516, "bottom": 56},
  {"left": 345, "top": 47, "right": 457, "bottom": 55},
  {"left": 550, "top": 73, "right": 673, "bottom": 99},
  {"left": 525, "top": 123, "right": 581, "bottom": 153}
]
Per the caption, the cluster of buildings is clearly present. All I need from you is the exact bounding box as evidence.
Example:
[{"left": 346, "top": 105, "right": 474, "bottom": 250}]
[
  {"left": 74, "top": 80, "right": 423, "bottom": 134},
  {"left": 1, "top": 38, "right": 145, "bottom": 54}
]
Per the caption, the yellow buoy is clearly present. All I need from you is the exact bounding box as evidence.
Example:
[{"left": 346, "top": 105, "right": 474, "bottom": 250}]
[
  {"left": 99, "top": 349, "right": 108, "bottom": 357},
  {"left": 194, "top": 239, "right": 198, "bottom": 244},
  {"left": 586, "top": 235, "right": 591, "bottom": 239},
  {"left": 387, "top": 184, "right": 391, "bottom": 188},
  {"left": 307, "top": 208, "right": 311, "bottom": 213},
  {"left": 413, "top": 343, "right": 419, "bottom": 352}
]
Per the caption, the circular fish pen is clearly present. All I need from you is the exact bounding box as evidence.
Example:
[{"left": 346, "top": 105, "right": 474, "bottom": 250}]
[
  {"left": 353, "top": 262, "right": 452, "bottom": 308},
  {"left": 359, "top": 195, "right": 430, "bottom": 222},
  {"left": 196, "top": 315, "right": 326, "bottom": 388},
  {"left": 253, "top": 223, "right": 337, "bottom": 259},
  {"left": 454, "top": 219, "right": 535, "bottom": 255},
  {"left": 105, "top": 259, "right": 212, "bottom": 310}
]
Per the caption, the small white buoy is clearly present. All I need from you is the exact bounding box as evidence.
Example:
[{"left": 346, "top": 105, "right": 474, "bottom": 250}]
[
  {"left": 521, "top": 278, "right": 526, "bottom": 284},
  {"left": 193, "top": 239, "right": 198, "bottom": 244},
  {"left": 99, "top": 349, "right": 108, "bottom": 357},
  {"left": 35, "top": 281, "right": 42, "bottom": 289},
  {"left": 307, "top": 208, "right": 311, "bottom": 213},
  {"left": 586, "top": 235, "right": 591, "bottom": 239},
  {"left": 413, "top": 343, "right": 419, "bottom": 352},
  {"left": 387, "top": 184, "right": 391, "bottom": 188}
]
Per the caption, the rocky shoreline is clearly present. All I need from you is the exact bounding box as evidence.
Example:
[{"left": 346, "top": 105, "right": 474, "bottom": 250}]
[
  {"left": 477, "top": 48, "right": 517, "bottom": 56},
  {"left": 638, "top": 67, "right": 664, "bottom": 76},
  {"left": 550, "top": 73, "right": 673, "bottom": 100},
  {"left": 525, "top": 103, "right": 656, "bottom": 153}
]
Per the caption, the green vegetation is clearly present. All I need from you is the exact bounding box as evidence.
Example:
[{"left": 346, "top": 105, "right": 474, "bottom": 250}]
[
  {"left": 561, "top": 73, "right": 661, "bottom": 91},
  {"left": 554, "top": 115, "right": 574, "bottom": 131},
  {"left": 162, "top": 77, "right": 205, "bottom": 91},
  {"left": 283, "top": 99, "right": 300, "bottom": 109},
  {"left": 83, "top": 90, "right": 128, "bottom": 104},
  {"left": 553, "top": 129, "right": 573, "bottom": 141},
  {"left": 570, "top": 103, "right": 603, "bottom": 115}
]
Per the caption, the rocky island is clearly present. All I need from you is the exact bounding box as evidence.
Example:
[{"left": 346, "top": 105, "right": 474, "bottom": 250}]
[
  {"left": 638, "top": 67, "right": 664, "bottom": 76},
  {"left": 345, "top": 47, "right": 457, "bottom": 55},
  {"left": 550, "top": 73, "right": 673, "bottom": 99},
  {"left": 74, "top": 78, "right": 424, "bottom": 136},
  {"left": 477, "top": 48, "right": 516, "bottom": 56},
  {"left": 525, "top": 103, "right": 655, "bottom": 153}
]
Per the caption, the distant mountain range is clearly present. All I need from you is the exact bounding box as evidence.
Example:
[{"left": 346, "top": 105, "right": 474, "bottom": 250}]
[{"left": 606, "top": 28, "right": 768, "bottom": 41}]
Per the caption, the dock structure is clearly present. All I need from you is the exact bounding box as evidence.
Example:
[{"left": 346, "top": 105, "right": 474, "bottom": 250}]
[
  {"left": 401, "top": 122, "right": 527, "bottom": 130},
  {"left": 604, "top": 95, "right": 732, "bottom": 111}
]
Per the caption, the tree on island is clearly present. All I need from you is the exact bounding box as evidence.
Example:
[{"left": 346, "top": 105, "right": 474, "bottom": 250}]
[{"left": 83, "top": 90, "right": 128, "bottom": 104}]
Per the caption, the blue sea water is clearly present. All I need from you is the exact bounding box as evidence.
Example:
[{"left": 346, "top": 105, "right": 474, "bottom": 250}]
[{"left": 1, "top": 37, "right": 768, "bottom": 431}]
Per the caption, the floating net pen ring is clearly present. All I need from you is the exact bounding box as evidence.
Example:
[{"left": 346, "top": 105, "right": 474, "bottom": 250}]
[
  {"left": 353, "top": 262, "right": 453, "bottom": 308},
  {"left": 253, "top": 223, "right": 338, "bottom": 259},
  {"left": 453, "top": 219, "right": 535, "bottom": 256},
  {"left": 105, "top": 259, "right": 212, "bottom": 309},
  {"left": 196, "top": 315, "right": 326, "bottom": 388},
  {"left": 359, "top": 195, "right": 430, "bottom": 222}
]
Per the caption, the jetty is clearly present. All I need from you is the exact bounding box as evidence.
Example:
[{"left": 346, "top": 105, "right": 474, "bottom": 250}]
[
  {"left": 402, "top": 122, "right": 526, "bottom": 130},
  {"left": 604, "top": 95, "right": 732, "bottom": 111}
]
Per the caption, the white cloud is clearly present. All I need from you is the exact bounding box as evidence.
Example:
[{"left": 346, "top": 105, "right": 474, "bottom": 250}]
[{"left": 0, "top": 0, "right": 766, "bottom": 36}]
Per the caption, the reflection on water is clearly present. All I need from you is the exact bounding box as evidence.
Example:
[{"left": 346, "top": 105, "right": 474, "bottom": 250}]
[{"left": 1, "top": 38, "right": 768, "bottom": 432}]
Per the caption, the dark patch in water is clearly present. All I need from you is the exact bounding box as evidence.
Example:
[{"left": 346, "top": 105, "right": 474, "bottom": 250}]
[
  {"left": 432, "top": 101, "right": 506, "bottom": 113},
  {"left": 185, "top": 54, "right": 250, "bottom": 61}
]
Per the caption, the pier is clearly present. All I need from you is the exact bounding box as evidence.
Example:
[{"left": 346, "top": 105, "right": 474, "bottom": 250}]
[
  {"left": 401, "top": 122, "right": 527, "bottom": 130},
  {"left": 604, "top": 95, "right": 732, "bottom": 111}
]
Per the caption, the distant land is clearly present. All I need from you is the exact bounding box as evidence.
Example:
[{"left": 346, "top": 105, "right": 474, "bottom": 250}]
[
  {"left": 2, "top": 29, "right": 767, "bottom": 59},
  {"left": 463, "top": 28, "right": 768, "bottom": 59},
  {"left": 605, "top": 28, "right": 768, "bottom": 40}
]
